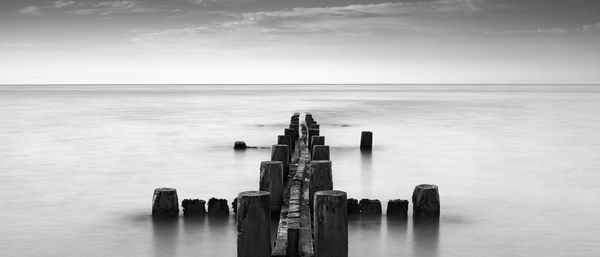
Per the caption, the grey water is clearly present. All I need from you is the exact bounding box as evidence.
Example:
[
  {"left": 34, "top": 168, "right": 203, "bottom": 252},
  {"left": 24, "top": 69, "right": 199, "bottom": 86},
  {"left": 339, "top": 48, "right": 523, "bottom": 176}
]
[{"left": 1, "top": 84, "right": 599, "bottom": 257}]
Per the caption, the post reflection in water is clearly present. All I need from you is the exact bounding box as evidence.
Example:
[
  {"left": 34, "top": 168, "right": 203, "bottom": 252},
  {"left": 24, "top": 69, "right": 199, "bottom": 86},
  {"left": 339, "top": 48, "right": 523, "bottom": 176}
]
[
  {"left": 412, "top": 218, "right": 440, "bottom": 257},
  {"left": 204, "top": 216, "right": 236, "bottom": 256},
  {"left": 359, "top": 149, "right": 373, "bottom": 196},
  {"left": 152, "top": 217, "right": 180, "bottom": 257},
  {"left": 360, "top": 150, "right": 373, "bottom": 172}
]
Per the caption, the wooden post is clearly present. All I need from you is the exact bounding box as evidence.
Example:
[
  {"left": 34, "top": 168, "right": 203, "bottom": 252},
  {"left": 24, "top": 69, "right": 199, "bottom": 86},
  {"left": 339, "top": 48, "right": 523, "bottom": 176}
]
[
  {"left": 312, "top": 145, "right": 330, "bottom": 161},
  {"left": 271, "top": 145, "right": 290, "bottom": 180},
  {"left": 308, "top": 128, "right": 319, "bottom": 149},
  {"left": 234, "top": 141, "right": 248, "bottom": 150},
  {"left": 309, "top": 160, "right": 333, "bottom": 212},
  {"left": 310, "top": 136, "right": 325, "bottom": 154},
  {"left": 152, "top": 188, "right": 179, "bottom": 217},
  {"left": 360, "top": 131, "right": 373, "bottom": 151},
  {"left": 359, "top": 199, "right": 382, "bottom": 215},
  {"left": 208, "top": 198, "right": 229, "bottom": 216},
  {"left": 237, "top": 191, "right": 271, "bottom": 257},
  {"left": 347, "top": 198, "right": 360, "bottom": 216},
  {"left": 182, "top": 199, "right": 206, "bottom": 217},
  {"left": 284, "top": 128, "right": 295, "bottom": 152},
  {"left": 412, "top": 184, "right": 440, "bottom": 219},
  {"left": 290, "top": 124, "right": 299, "bottom": 140},
  {"left": 314, "top": 190, "right": 348, "bottom": 257},
  {"left": 259, "top": 161, "right": 284, "bottom": 213},
  {"left": 277, "top": 135, "right": 292, "bottom": 161},
  {"left": 387, "top": 199, "right": 409, "bottom": 218}
]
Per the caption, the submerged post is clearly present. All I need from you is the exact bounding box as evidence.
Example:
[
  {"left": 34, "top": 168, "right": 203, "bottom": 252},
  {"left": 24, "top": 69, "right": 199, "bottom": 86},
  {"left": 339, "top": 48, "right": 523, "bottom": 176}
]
[
  {"left": 314, "top": 190, "right": 348, "bottom": 257},
  {"left": 271, "top": 145, "right": 290, "bottom": 180},
  {"left": 152, "top": 188, "right": 179, "bottom": 217},
  {"left": 312, "top": 145, "right": 330, "bottom": 161},
  {"left": 360, "top": 131, "right": 373, "bottom": 151},
  {"left": 259, "top": 161, "right": 284, "bottom": 213},
  {"left": 237, "top": 191, "right": 271, "bottom": 257},
  {"left": 412, "top": 184, "right": 440, "bottom": 219}
]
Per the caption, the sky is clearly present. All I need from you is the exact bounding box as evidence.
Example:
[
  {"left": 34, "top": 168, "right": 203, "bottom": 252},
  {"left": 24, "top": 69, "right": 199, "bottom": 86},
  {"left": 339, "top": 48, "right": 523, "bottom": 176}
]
[{"left": 0, "top": 0, "right": 599, "bottom": 84}]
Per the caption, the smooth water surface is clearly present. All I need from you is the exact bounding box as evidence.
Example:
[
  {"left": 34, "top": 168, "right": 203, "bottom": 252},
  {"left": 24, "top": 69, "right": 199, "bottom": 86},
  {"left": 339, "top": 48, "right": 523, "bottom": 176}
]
[{"left": 1, "top": 84, "right": 599, "bottom": 257}]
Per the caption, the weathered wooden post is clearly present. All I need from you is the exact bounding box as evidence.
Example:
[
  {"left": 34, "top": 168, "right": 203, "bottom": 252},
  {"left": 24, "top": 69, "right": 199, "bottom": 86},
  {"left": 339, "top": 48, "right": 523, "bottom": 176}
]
[
  {"left": 259, "top": 161, "right": 284, "bottom": 214},
  {"left": 309, "top": 160, "right": 333, "bottom": 211},
  {"left": 290, "top": 124, "right": 299, "bottom": 141},
  {"left": 182, "top": 199, "right": 206, "bottom": 217},
  {"left": 310, "top": 135, "right": 325, "bottom": 154},
  {"left": 271, "top": 144, "right": 290, "bottom": 179},
  {"left": 359, "top": 199, "right": 382, "bottom": 215},
  {"left": 208, "top": 198, "right": 229, "bottom": 216},
  {"left": 412, "top": 184, "right": 440, "bottom": 219},
  {"left": 360, "top": 131, "right": 373, "bottom": 151},
  {"left": 314, "top": 190, "right": 348, "bottom": 257},
  {"left": 312, "top": 145, "right": 330, "bottom": 161},
  {"left": 152, "top": 188, "right": 179, "bottom": 217},
  {"left": 387, "top": 199, "right": 409, "bottom": 218},
  {"left": 237, "top": 191, "right": 271, "bottom": 257},
  {"left": 308, "top": 128, "right": 319, "bottom": 149},
  {"left": 277, "top": 135, "right": 292, "bottom": 161},
  {"left": 284, "top": 128, "right": 295, "bottom": 152},
  {"left": 234, "top": 141, "right": 248, "bottom": 150},
  {"left": 347, "top": 198, "right": 360, "bottom": 216}
]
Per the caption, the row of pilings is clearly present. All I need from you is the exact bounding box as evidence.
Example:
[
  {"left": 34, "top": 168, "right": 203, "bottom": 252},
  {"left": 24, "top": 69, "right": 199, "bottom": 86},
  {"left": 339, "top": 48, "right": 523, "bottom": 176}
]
[{"left": 150, "top": 112, "right": 441, "bottom": 257}]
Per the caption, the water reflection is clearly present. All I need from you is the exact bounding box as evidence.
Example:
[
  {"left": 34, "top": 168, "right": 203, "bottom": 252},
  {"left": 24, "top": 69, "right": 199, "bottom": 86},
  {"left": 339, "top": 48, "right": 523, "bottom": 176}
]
[
  {"left": 360, "top": 150, "right": 373, "bottom": 172},
  {"left": 152, "top": 217, "right": 180, "bottom": 257},
  {"left": 412, "top": 218, "right": 440, "bottom": 257}
]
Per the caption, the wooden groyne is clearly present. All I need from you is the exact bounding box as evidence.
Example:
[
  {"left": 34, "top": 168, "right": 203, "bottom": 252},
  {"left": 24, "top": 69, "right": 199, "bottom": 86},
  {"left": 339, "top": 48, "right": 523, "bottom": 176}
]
[{"left": 151, "top": 112, "right": 441, "bottom": 257}]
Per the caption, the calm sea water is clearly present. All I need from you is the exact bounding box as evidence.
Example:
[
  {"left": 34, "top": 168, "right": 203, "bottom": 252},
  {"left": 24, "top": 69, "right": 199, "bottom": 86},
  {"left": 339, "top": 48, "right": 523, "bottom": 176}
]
[{"left": 1, "top": 84, "right": 599, "bottom": 257}]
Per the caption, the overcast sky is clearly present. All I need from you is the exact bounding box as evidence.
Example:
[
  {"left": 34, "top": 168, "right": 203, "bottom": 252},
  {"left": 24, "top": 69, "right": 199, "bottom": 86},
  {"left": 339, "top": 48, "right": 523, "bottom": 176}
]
[{"left": 0, "top": 0, "right": 599, "bottom": 84}]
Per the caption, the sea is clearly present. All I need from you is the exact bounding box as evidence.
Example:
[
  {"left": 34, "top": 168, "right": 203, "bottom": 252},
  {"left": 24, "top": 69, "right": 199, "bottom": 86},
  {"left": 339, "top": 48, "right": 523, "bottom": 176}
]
[{"left": 1, "top": 84, "right": 599, "bottom": 257}]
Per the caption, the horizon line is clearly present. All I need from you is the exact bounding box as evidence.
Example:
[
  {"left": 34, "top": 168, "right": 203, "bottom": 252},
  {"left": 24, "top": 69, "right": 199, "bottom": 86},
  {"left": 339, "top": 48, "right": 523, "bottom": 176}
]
[{"left": 1, "top": 83, "right": 599, "bottom": 86}]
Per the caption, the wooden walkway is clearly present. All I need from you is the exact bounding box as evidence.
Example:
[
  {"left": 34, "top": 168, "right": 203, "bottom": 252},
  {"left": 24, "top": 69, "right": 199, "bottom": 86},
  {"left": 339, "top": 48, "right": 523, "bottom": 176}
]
[{"left": 272, "top": 124, "right": 314, "bottom": 257}]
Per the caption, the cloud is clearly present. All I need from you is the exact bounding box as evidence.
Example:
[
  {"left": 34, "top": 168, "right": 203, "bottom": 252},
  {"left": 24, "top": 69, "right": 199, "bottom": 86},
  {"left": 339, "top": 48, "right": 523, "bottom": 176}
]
[
  {"left": 577, "top": 22, "right": 600, "bottom": 32},
  {"left": 19, "top": 1, "right": 168, "bottom": 16},
  {"left": 53, "top": 1, "right": 76, "bottom": 9},
  {"left": 20, "top": 6, "right": 43, "bottom": 15},
  {"left": 129, "top": 2, "right": 424, "bottom": 49},
  {"left": 130, "top": 0, "right": 480, "bottom": 47},
  {"left": 484, "top": 27, "right": 568, "bottom": 35},
  {"left": 486, "top": 22, "right": 600, "bottom": 35}
]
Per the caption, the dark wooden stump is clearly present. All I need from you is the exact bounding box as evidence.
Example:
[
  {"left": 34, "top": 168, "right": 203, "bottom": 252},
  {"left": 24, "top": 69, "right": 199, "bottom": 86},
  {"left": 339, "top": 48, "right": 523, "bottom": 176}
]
[
  {"left": 312, "top": 145, "right": 330, "bottom": 161},
  {"left": 360, "top": 131, "right": 372, "bottom": 151},
  {"left": 310, "top": 136, "right": 325, "bottom": 154},
  {"left": 412, "top": 184, "right": 440, "bottom": 219},
  {"left": 387, "top": 199, "right": 408, "bottom": 218},
  {"left": 182, "top": 199, "right": 206, "bottom": 217},
  {"left": 359, "top": 199, "right": 382, "bottom": 215},
  {"left": 271, "top": 145, "right": 290, "bottom": 179},
  {"left": 314, "top": 190, "right": 348, "bottom": 257},
  {"left": 347, "top": 198, "right": 360, "bottom": 216},
  {"left": 237, "top": 191, "right": 271, "bottom": 257},
  {"left": 259, "top": 161, "right": 284, "bottom": 213},
  {"left": 152, "top": 188, "right": 179, "bottom": 218},
  {"left": 234, "top": 141, "right": 248, "bottom": 150},
  {"left": 309, "top": 160, "right": 333, "bottom": 212},
  {"left": 208, "top": 197, "right": 229, "bottom": 216}
]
